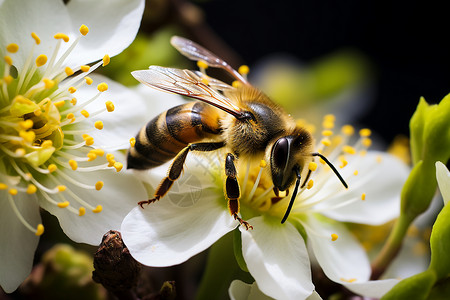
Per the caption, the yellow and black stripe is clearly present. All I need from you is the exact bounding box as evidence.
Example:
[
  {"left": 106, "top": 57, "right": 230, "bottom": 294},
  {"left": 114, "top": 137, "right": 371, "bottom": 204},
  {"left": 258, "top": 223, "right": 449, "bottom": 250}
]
[{"left": 127, "top": 101, "right": 223, "bottom": 169}]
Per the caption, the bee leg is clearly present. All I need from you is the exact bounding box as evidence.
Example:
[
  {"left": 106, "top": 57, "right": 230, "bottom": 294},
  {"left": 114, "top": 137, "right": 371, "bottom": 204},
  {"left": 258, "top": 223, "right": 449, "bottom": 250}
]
[
  {"left": 225, "top": 153, "right": 253, "bottom": 230},
  {"left": 139, "top": 142, "right": 225, "bottom": 209}
]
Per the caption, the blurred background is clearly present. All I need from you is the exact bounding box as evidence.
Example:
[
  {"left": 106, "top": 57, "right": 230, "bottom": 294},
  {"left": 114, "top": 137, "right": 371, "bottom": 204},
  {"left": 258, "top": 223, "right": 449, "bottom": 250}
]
[{"left": 3, "top": 0, "right": 448, "bottom": 299}]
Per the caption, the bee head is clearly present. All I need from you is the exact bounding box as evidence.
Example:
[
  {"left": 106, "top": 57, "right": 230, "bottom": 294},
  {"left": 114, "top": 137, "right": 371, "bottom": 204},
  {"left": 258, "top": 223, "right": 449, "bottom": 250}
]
[{"left": 270, "top": 130, "right": 313, "bottom": 191}]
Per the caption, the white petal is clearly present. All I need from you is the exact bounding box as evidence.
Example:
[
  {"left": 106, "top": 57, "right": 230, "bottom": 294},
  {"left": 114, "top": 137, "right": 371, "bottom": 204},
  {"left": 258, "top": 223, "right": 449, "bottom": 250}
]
[
  {"left": 344, "top": 279, "right": 400, "bottom": 298},
  {"left": 0, "top": 0, "right": 71, "bottom": 70},
  {"left": 229, "top": 280, "right": 275, "bottom": 300},
  {"left": 64, "top": 0, "right": 145, "bottom": 67},
  {"left": 0, "top": 191, "right": 41, "bottom": 293},
  {"left": 240, "top": 216, "right": 314, "bottom": 300},
  {"left": 436, "top": 161, "right": 450, "bottom": 205},
  {"left": 73, "top": 74, "right": 187, "bottom": 151},
  {"left": 121, "top": 188, "right": 237, "bottom": 266},
  {"left": 309, "top": 152, "right": 409, "bottom": 225},
  {"left": 40, "top": 159, "right": 147, "bottom": 245},
  {"left": 304, "top": 214, "right": 371, "bottom": 283}
]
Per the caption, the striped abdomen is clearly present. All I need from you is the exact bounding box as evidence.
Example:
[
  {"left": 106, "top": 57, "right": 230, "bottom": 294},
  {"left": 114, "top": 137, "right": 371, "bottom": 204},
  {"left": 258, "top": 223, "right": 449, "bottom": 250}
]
[{"left": 127, "top": 101, "right": 223, "bottom": 169}]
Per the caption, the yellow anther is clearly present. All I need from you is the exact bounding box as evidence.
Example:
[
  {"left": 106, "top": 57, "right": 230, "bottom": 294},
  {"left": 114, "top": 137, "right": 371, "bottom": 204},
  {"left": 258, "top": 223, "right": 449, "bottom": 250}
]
[
  {"left": 95, "top": 181, "right": 104, "bottom": 191},
  {"left": 260, "top": 160, "right": 267, "bottom": 168},
  {"left": 201, "top": 77, "right": 210, "bottom": 85},
  {"left": 48, "top": 164, "right": 57, "bottom": 173},
  {"left": 87, "top": 152, "right": 97, "bottom": 161},
  {"left": 233, "top": 81, "right": 244, "bottom": 88},
  {"left": 20, "top": 130, "right": 35, "bottom": 143},
  {"left": 308, "top": 162, "right": 318, "bottom": 171},
  {"left": 80, "top": 65, "right": 90, "bottom": 72},
  {"left": 0, "top": 183, "right": 8, "bottom": 190},
  {"left": 102, "top": 54, "right": 110, "bottom": 66},
  {"left": 113, "top": 162, "right": 123, "bottom": 172},
  {"left": 342, "top": 145, "right": 356, "bottom": 155},
  {"left": 35, "top": 54, "right": 48, "bottom": 67},
  {"left": 307, "top": 180, "right": 314, "bottom": 189},
  {"left": 70, "top": 98, "right": 77, "bottom": 105},
  {"left": 324, "top": 114, "right": 336, "bottom": 122},
  {"left": 129, "top": 137, "right": 136, "bottom": 147},
  {"left": 31, "top": 32, "right": 41, "bottom": 44},
  {"left": 3, "top": 75, "right": 13, "bottom": 85},
  {"left": 24, "top": 173, "right": 32, "bottom": 181},
  {"left": 359, "top": 128, "right": 372, "bottom": 137},
  {"left": 78, "top": 207, "right": 86, "bottom": 216},
  {"left": 57, "top": 185, "right": 67, "bottom": 192},
  {"left": 331, "top": 233, "right": 339, "bottom": 241},
  {"left": 4, "top": 55, "right": 12, "bottom": 66},
  {"left": 66, "top": 113, "right": 75, "bottom": 120},
  {"left": 340, "top": 158, "right": 348, "bottom": 168},
  {"left": 106, "top": 153, "right": 115, "bottom": 162},
  {"left": 41, "top": 140, "right": 53, "bottom": 148},
  {"left": 340, "top": 278, "right": 357, "bottom": 283},
  {"left": 6, "top": 43, "right": 19, "bottom": 53},
  {"left": 15, "top": 148, "right": 26, "bottom": 156},
  {"left": 362, "top": 138, "right": 372, "bottom": 148},
  {"left": 93, "top": 205, "right": 103, "bottom": 213},
  {"left": 90, "top": 149, "right": 105, "bottom": 156},
  {"left": 341, "top": 125, "right": 355, "bottom": 136},
  {"left": 97, "top": 82, "right": 108, "bottom": 92},
  {"left": 322, "top": 120, "right": 335, "bottom": 130},
  {"left": 57, "top": 201, "right": 70, "bottom": 208},
  {"left": 53, "top": 100, "right": 65, "bottom": 108},
  {"left": 65, "top": 67, "right": 74, "bottom": 76},
  {"left": 353, "top": 170, "right": 358, "bottom": 176},
  {"left": 68, "top": 86, "right": 77, "bottom": 93},
  {"left": 94, "top": 121, "right": 104, "bottom": 130},
  {"left": 321, "top": 138, "right": 332, "bottom": 147},
  {"left": 35, "top": 224, "right": 45, "bottom": 236},
  {"left": 19, "top": 119, "right": 34, "bottom": 130},
  {"left": 79, "top": 24, "right": 89, "bottom": 36},
  {"left": 85, "top": 76, "right": 93, "bottom": 85},
  {"left": 361, "top": 193, "right": 366, "bottom": 201},
  {"left": 68, "top": 160, "right": 78, "bottom": 170},
  {"left": 322, "top": 130, "right": 333, "bottom": 137},
  {"left": 238, "top": 65, "right": 250, "bottom": 75},
  {"left": 360, "top": 150, "right": 367, "bottom": 157},
  {"left": 43, "top": 78, "right": 55, "bottom": 89},
  {"left": 197, "top": 60, "right": 209, "bottom": 70},
  {"left": 9, "top": 188, "right": 18, "bottom": 195},
  {"left": 105, "top": 101, "right": 115, "bottom": 112},
  {"left": 80, "top": 109, "right": 89, "bottom": 118},
  {"left": 26, "top": 184, "right": 37, "bottom": 194},
  {"left": 376, "top": 155, "right": 383, "bottom": 163},
  {"left": 85, "top": 137, "right": 94, "bottom": 146},
  {"left": 54, "top": 33, "right": 69, "bottom": 42}
]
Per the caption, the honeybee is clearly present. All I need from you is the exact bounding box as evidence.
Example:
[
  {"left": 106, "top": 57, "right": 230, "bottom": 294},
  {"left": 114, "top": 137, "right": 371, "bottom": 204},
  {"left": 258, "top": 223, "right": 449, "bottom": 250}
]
[{"left": 127, "top": 36, "right": 347, "bottom": 228}]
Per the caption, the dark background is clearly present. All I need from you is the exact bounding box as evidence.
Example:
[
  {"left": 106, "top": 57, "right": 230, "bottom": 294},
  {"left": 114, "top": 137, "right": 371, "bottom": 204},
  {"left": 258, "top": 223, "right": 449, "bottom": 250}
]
[{"left": 191, "top": 0, "right": 449, "bottom": 142}]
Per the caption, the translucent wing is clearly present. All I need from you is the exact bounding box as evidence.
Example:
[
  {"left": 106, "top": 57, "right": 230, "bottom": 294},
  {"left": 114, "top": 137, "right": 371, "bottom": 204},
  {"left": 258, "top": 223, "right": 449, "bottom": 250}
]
[
  {"left": 132, "top": 66, "right": 243, "bottom": 118},
  {"left": 170, "top": 36, "right": 248, "bottom": 84}
]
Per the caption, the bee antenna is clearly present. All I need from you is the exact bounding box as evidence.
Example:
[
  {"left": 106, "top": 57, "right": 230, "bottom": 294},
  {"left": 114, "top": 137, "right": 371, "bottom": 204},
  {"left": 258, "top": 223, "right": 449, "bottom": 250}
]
[
  {"left": 281, "top": 167, "right": 301, "bottom": 224},
  {"left": 311, "top": 152, "right": 348, "bottom": 189}
]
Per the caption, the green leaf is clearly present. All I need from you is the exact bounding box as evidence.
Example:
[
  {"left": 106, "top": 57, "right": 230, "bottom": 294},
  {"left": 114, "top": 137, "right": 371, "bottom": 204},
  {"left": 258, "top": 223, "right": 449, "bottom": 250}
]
[
  {"left": 381, "top": 269, "right": 437, "bottom": 300},
  {"left": 429, "top": 202, "right": 450, "bottom": 279}
]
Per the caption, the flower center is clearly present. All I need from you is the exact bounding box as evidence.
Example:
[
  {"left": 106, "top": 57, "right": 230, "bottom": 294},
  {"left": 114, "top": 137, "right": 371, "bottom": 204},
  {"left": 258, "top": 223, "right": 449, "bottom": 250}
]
[{"left": 0, "top": 25, "right": 122, "bottom": 236}]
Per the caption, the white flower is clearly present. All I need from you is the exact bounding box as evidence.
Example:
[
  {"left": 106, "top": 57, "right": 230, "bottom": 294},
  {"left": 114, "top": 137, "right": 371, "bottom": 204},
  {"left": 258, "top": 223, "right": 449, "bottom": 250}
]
[
  {"left": 229, "top": 280, "right": 322, "bottom": 300},
  {"left": 436, "top": 161, "right": 449, "bottom": 205},
  {"left": 121, "top": 110, "right": 410, "bottom": 299},
  {"left": 0, "top": 0, "right": 146, "bottom": 293}
]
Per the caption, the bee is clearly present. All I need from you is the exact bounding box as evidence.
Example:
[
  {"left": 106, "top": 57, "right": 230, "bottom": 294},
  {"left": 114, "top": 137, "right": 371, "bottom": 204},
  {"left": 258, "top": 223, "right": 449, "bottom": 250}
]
[{"left": 127, "top": 36, "right": 347, "bottom": 228}]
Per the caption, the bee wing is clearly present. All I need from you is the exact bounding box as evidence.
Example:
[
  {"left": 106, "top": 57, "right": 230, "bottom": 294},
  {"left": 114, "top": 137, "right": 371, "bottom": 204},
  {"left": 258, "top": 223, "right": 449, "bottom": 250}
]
[
  {"left": 170, "top": 36, "right": 248, "bottom": 84},
  {"left": 192, "top": 71, "right": 234, "bottom": 92},
  {"left": 132, "top": 66, "right": 243, "bottom": 118}
]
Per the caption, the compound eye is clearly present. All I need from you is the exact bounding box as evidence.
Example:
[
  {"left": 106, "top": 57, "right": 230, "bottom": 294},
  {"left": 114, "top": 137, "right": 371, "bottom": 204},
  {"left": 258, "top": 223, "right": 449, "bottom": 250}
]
[{"left": 272, "top": 137, "right": 289, "bottom": 169}]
